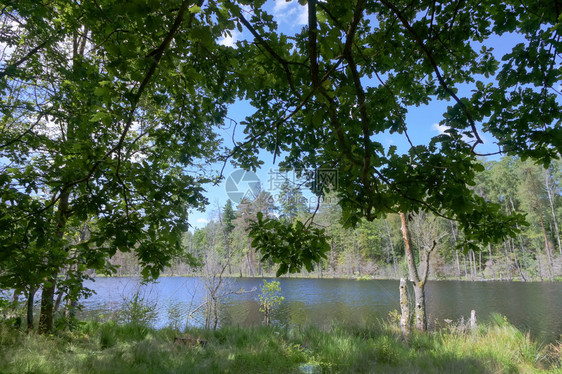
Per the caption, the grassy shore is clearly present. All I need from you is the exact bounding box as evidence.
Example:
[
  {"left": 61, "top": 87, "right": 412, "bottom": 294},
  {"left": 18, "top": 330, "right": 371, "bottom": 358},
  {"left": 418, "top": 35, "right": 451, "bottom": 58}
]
[{"left": 0, "top": 316, "right": 560, "bottom": 373}]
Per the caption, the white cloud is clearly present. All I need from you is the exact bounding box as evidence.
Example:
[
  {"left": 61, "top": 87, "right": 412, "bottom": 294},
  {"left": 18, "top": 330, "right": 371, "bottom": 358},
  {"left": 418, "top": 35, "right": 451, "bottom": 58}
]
[
  {"left": 218, "top": 30, "right": 240, "bottom": 48},
  {"left": 196, "top": 218, "right": 210, "bottom": 224},
  {"left": 272, "top": 0, "right": 308, "bottom": 27},
  {"left": 432, "top": 122, "right": 449, "bottom": 135},
  {"left": 432, "top": 122, "right": 492, "bottom": 145},
  {"left": 296, "top": 4, "right": 308, "bottom": 25},
  {"left": 273, "top": 0, "right": 292, "bottom": 13}
]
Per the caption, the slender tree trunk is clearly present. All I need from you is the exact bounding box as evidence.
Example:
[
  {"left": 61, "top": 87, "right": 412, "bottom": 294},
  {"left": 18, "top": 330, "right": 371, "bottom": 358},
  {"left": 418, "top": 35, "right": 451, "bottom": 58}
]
[
  {"left": 385, "top": 219, "right": 398, "bottom": 277},
  {"left": 537, "top": 208, "right": 555, "bottom": 281},
  {"left": 488, "top": 243, "right": 495, "bottom": 279},
  {"left": 39, "top": 187, "right": 70, "bottom": 333},
  {"left": 455, "top": 251, "right": 461, "bottom": 280},
  {"left": 527, "top": 172, "right": 554, "bottom": 281},
  {"left": 469, "top": 250, "right": 475, "bottom": 281},
  {"left": 400, "top": 212, "right": 427, "bottom": 332},
  {"left": 411, "top": 282, "right": 427, "bottom": 331},
  {"left": 502, "top": 242, "right": 513, "bottom": 280},
  {"left": 449, "top": 221, "right": 462, "bottom": 279},
  {"left": 509, "top": 239, "right": 527, "bottom": 282},
  {"left": 472, "top": 250, "right": 478, "bottom": 280},
  {"left": 26, "top": 287, "right": 36, "bottom": 332},
  {"left": 11, "top": 289, "right": 20, "bottom": 306},
  {"left": 462, "top": 253, "right": 468, "bottom": 279},
  {"left": 355, "top": 234, "right": 361, "bottom": 276},
  {"left": 246, "top": 250, "right": 254, "bottom": 277},
  {"left": 53, "top": 287, "right": 65, "bottom": 314},
  {"left": 536, "top": 249, "right": 544, "bottom": 281},
  {"left": 545, "top": 171, "right": 562, "bottom": 255},
  {"left": 54, "top": 262, "right": 74, "bottom": 314},
  {"left": 399, "top": 278, "right": 410, "bottom": 336},
  {"left": 224, "top": 236, "right": 232, "bottom": 275},
  {"left": 226, "top": 242, "right": 232, "bottom": 275},
  {"left": 479, "top": 251, "right": 484, "bottom": 279},
  {"left": 217, "top": 207, "right": 233, "bottom": 275}
]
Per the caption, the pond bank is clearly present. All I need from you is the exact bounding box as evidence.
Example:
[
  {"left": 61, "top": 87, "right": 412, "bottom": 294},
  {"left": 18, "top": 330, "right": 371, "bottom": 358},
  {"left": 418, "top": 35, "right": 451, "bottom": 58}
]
[{"left": 0, "top": 316, "right": 560, "bottom": 373}]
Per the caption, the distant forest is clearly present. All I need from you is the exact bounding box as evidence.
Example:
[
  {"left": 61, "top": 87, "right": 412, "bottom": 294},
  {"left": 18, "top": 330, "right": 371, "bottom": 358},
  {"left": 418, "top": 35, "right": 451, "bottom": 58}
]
[{"left": 109, "top": 156, "right": 562, "bottom": 282}]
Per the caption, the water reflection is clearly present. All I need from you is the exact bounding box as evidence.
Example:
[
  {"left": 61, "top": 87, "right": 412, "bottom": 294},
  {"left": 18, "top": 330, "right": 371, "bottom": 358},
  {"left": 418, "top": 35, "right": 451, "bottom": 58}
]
[{"left": 80, "top": 277, "right": 562, "bottom": 343}]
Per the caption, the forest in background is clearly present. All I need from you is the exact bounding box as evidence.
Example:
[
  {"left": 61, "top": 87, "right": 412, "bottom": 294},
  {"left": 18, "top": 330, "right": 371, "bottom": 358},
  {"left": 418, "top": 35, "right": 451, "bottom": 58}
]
[
  {"left": 109, "top": 155, "right": 562, "bottom": 282},
  {"left": 2, "top": 0, "right": 561, "bottom": 335}
]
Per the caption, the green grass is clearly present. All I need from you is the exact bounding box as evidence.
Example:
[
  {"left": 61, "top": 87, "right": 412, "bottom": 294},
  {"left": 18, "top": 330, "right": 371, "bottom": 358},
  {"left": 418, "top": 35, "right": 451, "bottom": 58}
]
[{"left": 0, "top": 316, "right": 559, "bottom": 373}]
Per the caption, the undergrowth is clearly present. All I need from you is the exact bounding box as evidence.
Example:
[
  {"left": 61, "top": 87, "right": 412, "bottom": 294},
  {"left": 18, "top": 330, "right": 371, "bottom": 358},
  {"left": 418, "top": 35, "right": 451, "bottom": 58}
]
[{"left": 0, "top": 314, "right": 559, "bottom": 373}]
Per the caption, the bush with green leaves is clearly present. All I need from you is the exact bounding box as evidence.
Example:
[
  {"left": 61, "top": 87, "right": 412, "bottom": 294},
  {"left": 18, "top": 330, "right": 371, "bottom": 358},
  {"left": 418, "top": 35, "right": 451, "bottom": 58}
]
[
  {"left": 258, "top": 280, "right": 284, "bottom": 326},
  {"left": 118, "top": 287, "right": 158, "bottom": 327}
]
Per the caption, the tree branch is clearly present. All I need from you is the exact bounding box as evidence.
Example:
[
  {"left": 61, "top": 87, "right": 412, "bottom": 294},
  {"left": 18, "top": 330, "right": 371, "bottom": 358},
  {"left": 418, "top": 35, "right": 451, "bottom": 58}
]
[
  {"left": 238, "top": 13, "right": 296, "bottom": 92},
  {"left": 0, "top": 32, "right": 62, "bottom": 79},
  {"left": 379, "top": 0, "right": 484, "bottom": 152},
  {"left": 308, "top": 0, "right": 319, "bottom": 88}
]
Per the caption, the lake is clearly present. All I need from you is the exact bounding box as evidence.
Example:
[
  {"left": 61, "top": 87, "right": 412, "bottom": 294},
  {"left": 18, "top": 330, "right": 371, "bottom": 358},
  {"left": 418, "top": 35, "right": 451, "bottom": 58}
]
[{"left": 80, "top": 277, "right": 562, "bottom": 343}]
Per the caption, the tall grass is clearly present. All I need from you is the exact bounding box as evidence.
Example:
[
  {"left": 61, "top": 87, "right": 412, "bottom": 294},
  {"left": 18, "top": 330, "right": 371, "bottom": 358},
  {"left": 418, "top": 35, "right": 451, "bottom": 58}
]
[{"left": 0, "top": 315, "right": 559, "bottom": 373}]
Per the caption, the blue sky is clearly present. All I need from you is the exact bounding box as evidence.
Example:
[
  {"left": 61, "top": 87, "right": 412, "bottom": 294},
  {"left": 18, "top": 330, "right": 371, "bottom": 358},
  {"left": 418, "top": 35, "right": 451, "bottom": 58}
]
[{"left": 188, "top": 0, "right": 523, "bottom": 229}]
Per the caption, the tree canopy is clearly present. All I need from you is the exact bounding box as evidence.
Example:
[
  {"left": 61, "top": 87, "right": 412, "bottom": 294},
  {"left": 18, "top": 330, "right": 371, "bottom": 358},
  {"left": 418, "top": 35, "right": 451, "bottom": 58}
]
[
  {"left": 237, "top": 0, "right": 560, "bottom": 270},
  {"left": 0, "top": 0, "right": 560, "bottom": 329}
]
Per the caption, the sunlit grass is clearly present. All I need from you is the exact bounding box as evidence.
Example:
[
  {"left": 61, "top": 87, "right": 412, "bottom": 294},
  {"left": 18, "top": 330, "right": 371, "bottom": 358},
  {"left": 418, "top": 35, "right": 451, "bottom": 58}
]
[{"left": 0, "top": 315, "right": 559, "bottom": 373}]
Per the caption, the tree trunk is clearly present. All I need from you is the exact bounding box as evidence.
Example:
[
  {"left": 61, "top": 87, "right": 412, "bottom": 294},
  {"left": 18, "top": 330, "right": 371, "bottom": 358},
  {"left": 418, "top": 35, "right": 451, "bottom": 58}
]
[
  {"left": 527, "top": 171, "right": 554, "bottom": 281},
  {"left": 536, "top": 248, "right": 544, "bottom": 281},
  {"left": 537, "top": 208, "right": 555, "bottom": 281},
  {"left": 449, "top": 221, "right": 462, "bottom": 279},
  {"left": 399, "top": 212, "right": 427, "bottom": 332},
  {"left": 509, "top": 239, "right": 527, "bottom": 282},
  {"left": 469, "top": 250, "right": 475, "bottom": 281},
  {"left": 11, "top": 289, "right": 20, "bottom": 306},
  {"left": 479, "top": 251, "right": 484, "bottom": 279},
  {"left": 472, "top": 250, "right": 478, "bottom": 280},
  {"left": 39, "top": 190, "right": 70, "bottom": 333},
  {"left": 412, "top": 281, "right": 427, "bottom": 331},
  {"left": 487, "top": 243, "right": 495, "bottom": 279},
  {"left": 462, "top": 253, "right": 468, "bottom": 279},
  {"left": 385, "top": 219, "right": 398, "bottom": 277},
  {"left": 54, "top": 287, "right": 65, "bottom": 314},
  {"left": 246, "top": 250, "right": 254, "bottom": 277},
  {"left": 545, "top": 171, "right": 562, "bottom": 255},
  {"left": 217, "top": 206, "right": 233, "bottom": 275},
  {"left": 455, "top": 251, "right": 461, "bottom": 279},
  {"left": 38, "top": 278, "right": 56, "bottom": 333},
  {"left": 26, "top": 287, "right": 36, "bottom": 332},
  {"left": 399, "top": 278, "right": 410, "bottom": 336},
  {"left": 502, "top": 242, "right": 513, "bottom": 280}
]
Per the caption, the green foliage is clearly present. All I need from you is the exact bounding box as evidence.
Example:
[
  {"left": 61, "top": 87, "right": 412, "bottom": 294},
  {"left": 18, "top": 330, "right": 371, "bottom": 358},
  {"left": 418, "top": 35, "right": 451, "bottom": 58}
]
[
  {"left": 277, "top": 180, "right": 308, "bottom": 222},
  {"left": 231, "top": 0, "right": 560, "bottom": 269},
  {"left": 0, "top": 0, "right": 240, "bottom": 330},
  {"left": 222, "top": 200, "right": 236, "bottom": 236},
  {"left": 118, "top": 288, "right": 158, "bottom": 327},
  {"left": 2, "top": 0, "right": 562, "bottom": 331},
  {"left": 258, "top": 280, "right": 284, "bottom": 326},
  {"left": 249, "top": 212, "right": 329, "bottom": 277}
]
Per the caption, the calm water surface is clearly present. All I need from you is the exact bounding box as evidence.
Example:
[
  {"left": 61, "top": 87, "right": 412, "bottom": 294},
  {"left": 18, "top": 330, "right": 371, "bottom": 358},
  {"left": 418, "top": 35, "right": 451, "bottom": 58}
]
[{"left": 81, "top": 277, "right": 562, "bottom": 343}]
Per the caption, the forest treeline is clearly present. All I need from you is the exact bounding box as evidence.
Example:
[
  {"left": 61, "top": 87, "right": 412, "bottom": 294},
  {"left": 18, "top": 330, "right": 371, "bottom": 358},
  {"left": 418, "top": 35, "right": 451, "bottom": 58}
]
[{"left": 111, "top": 155, "right": 562, "bottom": 281}]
